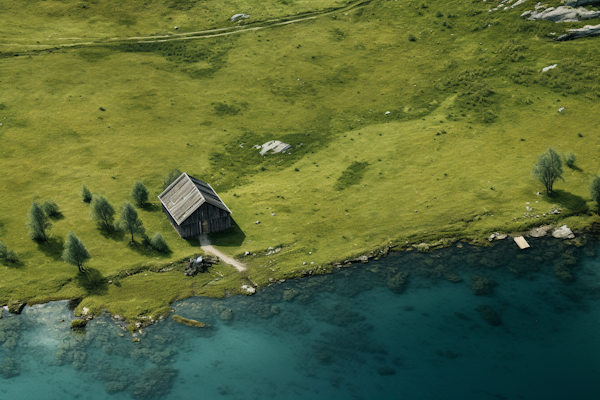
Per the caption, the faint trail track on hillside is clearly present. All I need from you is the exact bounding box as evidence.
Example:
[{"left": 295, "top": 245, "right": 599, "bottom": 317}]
[{"left": 0, "top": 0, "right": 370, "bottom": 50}]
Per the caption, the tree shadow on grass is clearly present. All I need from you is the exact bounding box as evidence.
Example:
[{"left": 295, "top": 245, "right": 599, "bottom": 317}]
[
  {"left": 74, "top": 268, "right": 108, "bottom": 295},
  {"left": 209, "top": 218, "right": 246, "bottom": 247},
  {"left": 98, "top": 225, "right": 125, "bottom": 241},
  {"left": 140, "top": 203, "right": 161, "bottom": 213},
  {"left": 36, "top": 236, "right": 64, "bottom": 261},
  {"left": 126, "top": 238, "right": 172, "bottom": 258},
  {"left": 549, "top": 190, "right": 589, "bottom": 213},
  {"left": 0, "top": 259, "right": 24, "bottom": 268}
]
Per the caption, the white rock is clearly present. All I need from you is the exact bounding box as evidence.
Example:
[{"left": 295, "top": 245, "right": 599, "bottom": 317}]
[
  {"left": 230, "top": 13, "right": 250, "bottom": 22},
  {"left": 542, "top": 64, "right": 558, "bottom": 72},
  {"left": 552, "top": 225, "right": 575, "bottom": 239},
  {"left": 385, "top": 111, "right": 391, "bottom": 115}
]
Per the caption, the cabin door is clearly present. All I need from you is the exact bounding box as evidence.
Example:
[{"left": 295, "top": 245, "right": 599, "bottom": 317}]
[{"left": 202, "top": 221, "right": 209, "bottom": 234}]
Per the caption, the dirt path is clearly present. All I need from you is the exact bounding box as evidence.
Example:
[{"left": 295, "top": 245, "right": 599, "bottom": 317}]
[
  {"left": 0, "top": 1, "right": 370, "bottom": 48},
  {"left": 199, "top": 234, "right": 247, "bottom": 272}
]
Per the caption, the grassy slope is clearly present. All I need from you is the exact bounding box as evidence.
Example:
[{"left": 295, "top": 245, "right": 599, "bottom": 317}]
[{"left": 1, "top": 0, "right": 600, "bottom": 323}]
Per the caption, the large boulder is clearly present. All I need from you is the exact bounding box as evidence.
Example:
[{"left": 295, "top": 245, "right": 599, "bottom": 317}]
[{"left": 552, "top": 225, "right": 575, "bottom": 239}]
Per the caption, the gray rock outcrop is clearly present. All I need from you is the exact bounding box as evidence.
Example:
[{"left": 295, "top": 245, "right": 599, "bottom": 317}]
[
  {"left": 230, "top": 14, "right": 250, "bottom": 22},
  {"left": 557, "top": 23, "right": 600, "bottom": 40},
  {"left": 524, "top": 6, "right": 600, "bottom": 22}
]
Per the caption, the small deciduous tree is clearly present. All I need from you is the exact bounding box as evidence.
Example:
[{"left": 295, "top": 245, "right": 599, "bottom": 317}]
[
  {"left": 91, "top": 195, "right": 116, "bottom": 228},
  {"left": 118, "top": 202, "right": 145, "bottom": 243},
  {"left": 150, "top": 232, "right": 169, "bottom": 253},
  {"left": 131, "top": 181, "right": 149, "bottom": 207},
  {"left": 27, "top": 202, "right": 52, "bottom": 241},
  {"left": 62, "top": 231, "right": 90, "bottom": 273},
  {"left": 531, "top": 147, "right": 564, "bottom": 194},
  {"left": 590, "top": 176, "right": 600, "bottom": 213},
  {"left": 162, "top": 169, "right": 182, "bottom": 190},
  {"left": 82, "top": 185, "right": 93, "bottom": 203}
]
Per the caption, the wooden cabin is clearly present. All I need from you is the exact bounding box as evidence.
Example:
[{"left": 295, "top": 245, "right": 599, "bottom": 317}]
[{"left": 158, "top": 173, "right": 231, "bottom": 238}]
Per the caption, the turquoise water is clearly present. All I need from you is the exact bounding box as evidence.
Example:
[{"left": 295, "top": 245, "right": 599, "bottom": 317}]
[{"left": 1, "top": 237, "right": 600, "bottom": 400}]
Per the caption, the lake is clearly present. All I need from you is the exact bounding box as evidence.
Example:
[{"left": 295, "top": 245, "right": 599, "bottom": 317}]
[{"left": 1, "top": 236, "right": 599, "bottom": 400}]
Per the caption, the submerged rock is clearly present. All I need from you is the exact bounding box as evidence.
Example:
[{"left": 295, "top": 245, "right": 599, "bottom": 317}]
[
  {"left": 475, "top": 305, "right": 502, "bottom": 326},
  {"left": 387, "top": 271, "right": 409, "bottom": 294},
  {"left": 172, "top": 315, "right": 210, "bottom": 328},
  {"left": 471, "top": 275, "right": 497, "bottom": 296}
]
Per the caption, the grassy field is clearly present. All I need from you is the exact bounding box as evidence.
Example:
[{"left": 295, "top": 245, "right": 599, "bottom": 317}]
[{"left": 1, "top": 0, "right": 600, "bottom": 326}]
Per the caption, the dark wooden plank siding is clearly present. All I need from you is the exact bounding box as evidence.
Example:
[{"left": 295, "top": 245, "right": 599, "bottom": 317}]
[{"left": 162, "top": 203, "right": 230, "bottom": 238}]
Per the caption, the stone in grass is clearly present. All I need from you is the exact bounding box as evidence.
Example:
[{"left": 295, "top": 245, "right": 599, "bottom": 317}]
[
  {"left": 475, "top": 305, "right": 502, "bottom": 326},
  {"left": 172, "top": 315, "right": 210, "bottom": 327},
  {"left": 471, "top": 275, "right": 497, "bottom": 296}
]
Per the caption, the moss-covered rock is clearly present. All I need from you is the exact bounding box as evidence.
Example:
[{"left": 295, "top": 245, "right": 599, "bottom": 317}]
[
  {"left": 70, "top": 319, "right": 88, "bottom": 330},
  {"left": 7, "top": 300, "right": 25, "bottom": 314},
  {"left": 172, "top": 315, "right": 210, "bottom": 327}
]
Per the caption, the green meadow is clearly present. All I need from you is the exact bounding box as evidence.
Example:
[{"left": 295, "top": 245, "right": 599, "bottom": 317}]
[{"left": 1, "top": 0, "right": 600, "bottom": 325}]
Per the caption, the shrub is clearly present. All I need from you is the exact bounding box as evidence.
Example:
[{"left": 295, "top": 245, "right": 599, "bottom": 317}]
[
  {"left": 408, "top": 34, "right": 416, "bottom": 42},
  {"left": 131, "top": 181, "right": 149, "bottom": 207},
  {"left": 563, "top": 151, "right": 576, "bottom": 168},
  {"left": 82, "top": 185, "right": 93, "bottom": 203},
  {"left": 150, "top": 232, "right": 169, "bottom": 253},
  {"left": 42, "top": 200, "right": 61, "bottom": 217},
  {"left": 0, "top": 241, "right": 18, "bottom": 263}
]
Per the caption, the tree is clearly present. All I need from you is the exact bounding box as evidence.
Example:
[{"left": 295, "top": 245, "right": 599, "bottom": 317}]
[
  {"left": 131, "top": 181, "right": 149, "bottom": 207},
  {"left": 590, "top": 176, "right": 600, "bottom": 213},
  {"left": 531, "top": 147, "right": 563, "bottom": 194},
  {"left": 81, "top": 185, "right": 93, "bottom": 203},
  {"left": 162, "top": 169, "right": 182, "bottom": 190},
  {"left": 91, "top": 195, "right": 116, "bottom": 228},
  {"left": 27, "top": 202, "right": 52, "bottom": 241},
  {"left": 150, "top": 232, "right": 169, "bottom": 253},
  {"left": 118, "top": 202, "right": 145, "bottom": 243},
  {"left": 62, "top": 231, "right": 90, "bottom": 273}
]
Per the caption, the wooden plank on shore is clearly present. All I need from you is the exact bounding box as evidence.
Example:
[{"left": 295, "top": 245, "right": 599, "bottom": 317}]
[{"left": 514, "top": 236, "right": 530, "bottom": 249}]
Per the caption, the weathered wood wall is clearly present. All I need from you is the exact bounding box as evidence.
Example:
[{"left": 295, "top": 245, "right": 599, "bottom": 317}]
[{"left": 162, "top": 203, "right": 231, "bottom": 238}]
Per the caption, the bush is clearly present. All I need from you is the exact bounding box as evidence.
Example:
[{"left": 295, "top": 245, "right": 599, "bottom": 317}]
[
  {"left": 0, "top": 241, "right": 19, "bottom": 264},
  {"left": 563, "top": 151, "right": 576, "bottom": 168},
  {"left": 131, "top": 181, "right": 149, "bottom": 207},
  {"left": 42, "top": 200, "right": 61, "bottom": 217},
  {"left": 408, "top": 34, "right": 416, "bottom": 42},
  {"left": 150, "top": 232, "right": 169, "bottom": 253},
  {"left": 82, "top": 185, "right": 92, "bottom": 203}
]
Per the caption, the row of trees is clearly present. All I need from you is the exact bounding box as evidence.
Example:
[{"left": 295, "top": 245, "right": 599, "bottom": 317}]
[
  {"left": 532, "top": 147, "right": 600, "bottom": 210},
  {"left": 23, "top": 180, "right": 171, "bottom": 273}
]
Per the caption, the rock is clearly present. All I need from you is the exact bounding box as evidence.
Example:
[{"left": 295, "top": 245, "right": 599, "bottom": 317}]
[
  {"left": 525, "top": 6, "right": 600, "bottom": 22},
  {"left": 219, "top": 309, "right": 233, "bottom": 320},
  {"left": 552, "top": 225, "right": 575, "bottom": 239},
  {"left": 70, "top": 319, "right": 87, "bottom": 330},
  {"left": 258, "top": 140, "right": 291, "bottom": 155},
  {"left": 475, "top": 305, "right": 502, "bottom": 326},
  {"left": 241, "top": 285, "right": 256, "bottom": 294},
  {"left": 266, "top": 247, "right": 281, "bottom": 256},
  {"left": 172, "top": 315, "right": 210, "bottom": 327},
  {"left": 283, "top": 288, "right": 299, "bottom": 301},
  {"left": 542, "top": 64, "right": 558, "bottom": 72},
  {"left": 387, "top": 272, "right": 409, "bottom": 294},
  {"left": 7, "top": 300, "right": 25, "bottom": 314},
  {"left": 230, "top": 13, "right": 250, "bottom": 22},
  {"left": 442, "top": 272, "right": 462, "bottom": 283},
  {"left": 557, "top": 22, "right": 600, "bottom": 40},
  {"left": 530, "top": 225, "right": 552, "bottom": 237},
  {"left": 184, "top": 256, "right": 216, "bottom": 276},
  {"left": 471, "top": 275, "right": 497, "bottom": 296},
  {"left": 488, "top": 232, "right": 508, "bottom": 242}
]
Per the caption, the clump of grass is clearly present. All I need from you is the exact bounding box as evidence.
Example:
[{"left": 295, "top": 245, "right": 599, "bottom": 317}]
[
  {"left": 563, "top": 151, "right": 576, "bottom": 168},
  {"left": 408, "top": 34, "right": 416, "bottom": 42},
  {"left": 150, "top": 233, "right": 169, "bottom": 253}
]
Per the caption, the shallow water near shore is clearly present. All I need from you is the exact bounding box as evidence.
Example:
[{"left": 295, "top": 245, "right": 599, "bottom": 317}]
[{"left": 1, "top": 237, "right": 600, "bottom": 400}]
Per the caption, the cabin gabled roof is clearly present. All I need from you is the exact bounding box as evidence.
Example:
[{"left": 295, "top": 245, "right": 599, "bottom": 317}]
[{"left": 158, "top": 173, "right": 231, "bottom": 225}]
